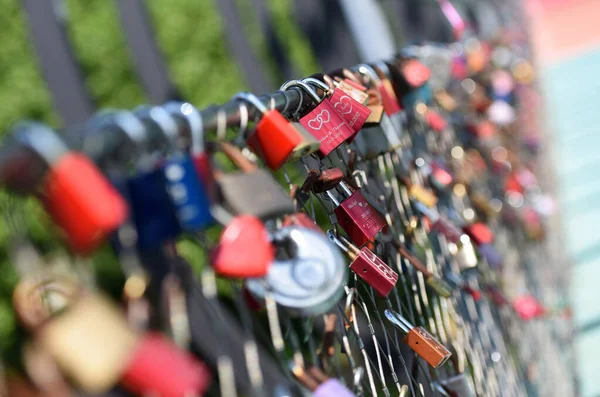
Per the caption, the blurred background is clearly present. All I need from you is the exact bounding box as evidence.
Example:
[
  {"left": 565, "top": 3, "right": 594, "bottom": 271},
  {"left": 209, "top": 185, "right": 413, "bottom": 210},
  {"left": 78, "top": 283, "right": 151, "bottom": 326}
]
[{"left": 0, "top": 0, "right": 597, "bottom": 395}]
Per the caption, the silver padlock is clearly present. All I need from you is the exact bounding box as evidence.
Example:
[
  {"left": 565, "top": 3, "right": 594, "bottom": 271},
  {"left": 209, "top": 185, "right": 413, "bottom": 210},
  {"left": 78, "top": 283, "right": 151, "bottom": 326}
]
[{"left": 245, "top": 226, "right": 347, "bottom": 317}]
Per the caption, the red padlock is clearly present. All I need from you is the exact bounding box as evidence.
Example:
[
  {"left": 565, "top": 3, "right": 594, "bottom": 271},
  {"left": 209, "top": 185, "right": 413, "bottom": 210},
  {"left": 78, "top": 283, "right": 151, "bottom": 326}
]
[
  {"left": 328, "top": 231, "right": 398, "bottom": 297},
  {"left": 425, "top": 109, "right": 448, "bottom": 132},
  {"left": 401, "top": 59, "right": 431, "bottom": 89},
  {"left": 282, "top": 212, "right": 323, "bottom": 234},
  {"left": 513, "top": 295, "right": 546, "bottom": 320},
  {"left": 281, "top": 80, "right": 353, "bottom": 157},
  {"left": 121, "top": 333, "right": 212, "bottom": 397},
  {"left": 463, "top": 222, "right": 494, "bottom": 245},
  {"left": 234, "top": 92, "right": 302, "bottom": 170},
  {"left": 327, "top": 182, "right": 387, "bottom": 247},
  {"left": 211, "top": 215, "right": 274, "bottom": 278},
  {"left": 42, "top": 153, "right": 128, "bottom": 254}
]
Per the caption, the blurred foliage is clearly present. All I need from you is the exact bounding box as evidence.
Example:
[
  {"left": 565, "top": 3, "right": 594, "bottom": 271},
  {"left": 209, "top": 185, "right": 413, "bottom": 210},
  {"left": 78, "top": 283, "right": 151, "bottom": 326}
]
[{"left": 0, "top": 0, "right": 319, "bottom": 362}]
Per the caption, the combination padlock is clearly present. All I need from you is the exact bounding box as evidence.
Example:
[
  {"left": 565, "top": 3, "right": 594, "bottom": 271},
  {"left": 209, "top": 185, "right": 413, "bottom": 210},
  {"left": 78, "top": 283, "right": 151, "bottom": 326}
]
[
  {"left": 245, "top": 226, "right": 347, "bottom": 316},
  {"left": 214, "top": 141, "right": 295, "bottom": 220},
  {"left": 233, "top": 92, "right": 303, "bottom": 169},
  {"left": 326, "top": 182, "right": 387, "bottom": 247},
  {"left": 211, "top": 215, "right": 274, "bottom": 278},
  {"left": 303, "top": 77, "right": 371, "bottom": 141},
  {"left": 281, "top": 80, "right": 353, "bottom": 157},
  {"left": 135, "top": 105, "right": 214, "bottom": 232},
  {"left": 5, "top": 122, "right": 128, "bottom": 254},
  {"left": 385, "top": 309, "right": 451, "bottom": 368},
  {"left": 328, "top": 231, "right": 398, "bottom": 297}
]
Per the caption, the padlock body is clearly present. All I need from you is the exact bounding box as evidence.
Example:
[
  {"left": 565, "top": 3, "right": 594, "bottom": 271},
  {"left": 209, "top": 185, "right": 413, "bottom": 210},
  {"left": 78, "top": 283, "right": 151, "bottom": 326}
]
[
  {"left": 122, "top": 333, "right": 211, "bottom": 397},
  {"left": 432, "top": 218, "right": 462, "bottom": 243},
  {"left": 440, "top": 374, "right": 476, "bottom": 397},
  {"left": 282, "top": 212, "right": 323, "bottom": 234},
  {"left": 334, "top": 190, "right": 386, "bottom": 247},
  {"left": 212, "top": 215, "right": 274, "bottom": 278},
  {"left": 456, "top": 236, "right": 479, "bottom": 270},
  {"left": 409, "top": 184, "right": 438, "bottom": 208},
  {"left": 41, "top": 153, "right": 128, "bottom": 254},
  {"left": 478, "top": 243, "right": 502, "bottom": 269},
  {"left": 38, "top": 295, "right": 139, "bottom": 394},
  {"left": 327, "top": 88, "right": 371, "bottom": 141},
  {"left": 463, "top": 222, "right": 494, "bottom": 245},
  {"left": 289, "top": 122, "right": 320, "bottom": 161},
  {"left": 314, "top": 379, "right": 356, "bottom": 397},
  {"left": 192, "top": 152, "right": 215, "bottom": 192},
  {"left": 300, "top": 102, "right": 353, "bottom": 157},
  {"left": 513, "top": 294, "right": 545, "bottom": 320},
  {"left": 377, "top": 80, "right": 402, "bottom": 116},
  {"left": 430, "top": 164, "right": 453, "bottom": 191},
  {"left": 312, "top": 168, "right": 345, "bottom": 193},
  {"left": 426, "top": 109, "right": 448, "bottom": 132},
  {"left": 163, "top": 155, "right": 214, "bottom": 231},
  {"left": 426, "top": 276, "right": 454, "bottom": 298},
  {"left": 128, "top": 168, "right": 182, "bottom": 249},
  {"left": 249, "top": 110, "right": 303, "bottom": 170},
  {"left": 404, "top": 326, "right": 451, "bottom": 368},
  {"left": 217, "top": 169, "right": 295, "bottom": 220},
  {"left": 349, "top": 248, "right": 398, "bottom": 296}
]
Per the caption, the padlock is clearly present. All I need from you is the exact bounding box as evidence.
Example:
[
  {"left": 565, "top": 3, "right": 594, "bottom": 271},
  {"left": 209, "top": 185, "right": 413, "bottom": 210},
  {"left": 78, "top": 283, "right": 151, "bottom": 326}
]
[
  {"left": 425, "top": 109, "right": 448, "bottom": 132},
  {"left": 478, "top": 243, "right": 502, "bottom": 269},
  {"left": 333, "top": 77, "right": 369, "bottom": 104},
  {"left": 211, "top": 215, "right": 274, "bottom": 278},
  {"left": 233, "top": 92, "right": 302, "bottom": 170},
  {"left": 245, "top": 226, "right": 347, "bottom": 316},
  {"left": 163, "top": 101, "right": 214, "bottom": 188},
  {"left": 36, "top": 294, "right": 140, "bottom": 393},
  {"left": 309, "top": 79, "right": 371, "bottom": 141},
  {"left": 455, "top": 234, "right": 479, "bottom": 270},
  {"left": 301, "top": 168, "right": 345, "bottom": 194},
  {"left": 214, "top": 141, "right": 295, "bottom": 220},
  {"left": 121, "top": 332, "right": 212, "bottom": 397},
  {"left": 468, "top": 119, "right": 497, "bottom": 139},
  {"left": 289, "top": 121, "right": 321, "bottom": 160},
  {"left": 408, "top": 181, "right": 438, "bottom": 208},
  {"left": 513, "top": 294, "right": 546, "bottom": 320},
  {"left": 328, "top": 231, "right": 398, "bottom": 297},
  {"left": 429, "top": 162, "right": 453, "bottom": 192},
  {"left": 463, "top": 222, "right": 494, "bottom": 245},
  {"left": 136, "top": 105, "right": 214, "bottom": 232},
  {"left": 282, "top": 212, "right": 323, "bottom": 234},
  {"left": 281, "top": 80, "right": 353, "bottom": 157},
  {"left": 7, "top": 122, "right": 128, "bottom": 254},
  {"left": 434, "top": 89, "right": 458, "bottom": 112},
  {"left": 385, "top": 309, "right": 451, "bottom": 368},
  {"left": 326, "top": 182, "right": 387, "bottom": 247}
]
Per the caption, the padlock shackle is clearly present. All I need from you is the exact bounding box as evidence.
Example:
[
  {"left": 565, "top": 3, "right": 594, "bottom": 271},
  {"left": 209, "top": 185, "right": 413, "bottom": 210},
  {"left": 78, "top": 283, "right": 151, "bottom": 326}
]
[
  {"left": 325, "top": 190, "right": 341, "bottom": 207},
  {"left": 354, "top": 64, "right": 380, "bottom": 83},
  {"left": 134, "top": 105, "right": 180, "bottom": 154},
  {"left": 335, "top": 233, "right": 360, "bottom": 256},
  {"left": 279, "top": 80, "right": 322, "bottom": 105},
  {"left": 232, "top": 92, "right": 268, "bottom": 115},
  {"left": 384, "top": 309, "right": 412, "bottom": 334},
  {"left": 163, "top": 102, "right": 205, "bottom": 155},
  {"left": 301, "top": 77, "right": 332, "bottom": 97},
  {"left": 338, "top": 181, "right": 354, "bottom": 198},
  {"left": 326, "top": 229, "right": 349, "bottom": 254},
  {"left": 218, "top": 141, "right": 258, "bottom": 173},
  {"left": 11, "top": 122, "right": 70, "bottom": 166}
]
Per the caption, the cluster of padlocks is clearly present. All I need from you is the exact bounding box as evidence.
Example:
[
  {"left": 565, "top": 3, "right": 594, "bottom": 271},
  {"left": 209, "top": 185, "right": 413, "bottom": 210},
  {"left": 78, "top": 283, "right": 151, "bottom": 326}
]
[{"left": 0, "top": 31, "right": 570, "bottom": 397}]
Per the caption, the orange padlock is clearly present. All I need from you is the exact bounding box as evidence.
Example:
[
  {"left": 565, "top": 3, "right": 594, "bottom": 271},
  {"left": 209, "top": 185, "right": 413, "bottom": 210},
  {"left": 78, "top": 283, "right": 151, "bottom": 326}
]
[{"left": 233, "top": 92, "right": 302, "bottom": 170}]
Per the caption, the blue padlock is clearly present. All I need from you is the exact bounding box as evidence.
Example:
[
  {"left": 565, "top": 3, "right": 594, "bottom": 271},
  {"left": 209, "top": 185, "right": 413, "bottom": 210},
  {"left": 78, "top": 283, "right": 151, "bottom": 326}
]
[
  {"left": 135, "top": 105, "right": 214, "bottom": 233},
  {"left": 163, "top": 154, "right": 214, "bottom": 231},
  {"left": 128, "top": 167, "right": 182, "bottom": 249},
  {"left": 402, "top": 83, "right": 433, "bottom": 108}
]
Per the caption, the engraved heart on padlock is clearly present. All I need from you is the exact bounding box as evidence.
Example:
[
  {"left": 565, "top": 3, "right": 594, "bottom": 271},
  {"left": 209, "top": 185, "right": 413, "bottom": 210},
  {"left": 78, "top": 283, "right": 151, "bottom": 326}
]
[
  {"left": 333, "top": 96, "right": 353, "bottom": 115},
  {"left": 211, "top": 215, "right": 274, "bottom": 278},
  {"left": 307, "top": 110, "right": 331, "bottom": 130}
]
